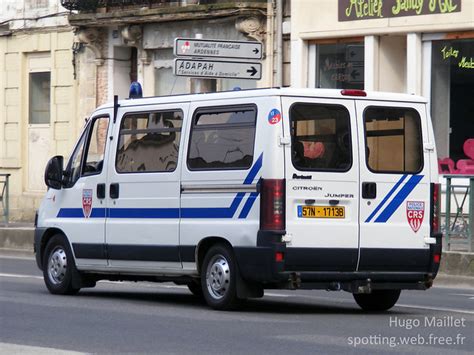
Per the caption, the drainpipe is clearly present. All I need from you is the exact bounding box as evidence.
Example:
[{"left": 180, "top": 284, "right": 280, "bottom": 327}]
[
  {"left": 266, "top": 0, "right": 275, "bottom": 87},
  {"left": 275, "top": 0, "right": 283, "bottom": 87}
]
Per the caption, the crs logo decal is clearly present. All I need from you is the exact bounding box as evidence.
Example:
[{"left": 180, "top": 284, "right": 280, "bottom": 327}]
[
  {"left": 82, "top": 189, "right": 93, "bottom": 218},
  {"left": 268, "top": 109, "right": 281, "bottom": 125},
  {"left": 406, "top": 201, "right": 425, "bottom": 233}
]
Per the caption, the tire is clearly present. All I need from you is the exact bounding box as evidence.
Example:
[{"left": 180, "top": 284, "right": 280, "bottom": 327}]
[
  {"left": 353, "top": 290, "right": 401, "bottom": 312},
  {"left": 42, "top": 234, "right": 80, "bottom": 295},
  {"left": 201, "top": 244, "right": 239, "bottom": 310},
  {"left": 187, "top": 279, "right": 203, "bottom": 298}
]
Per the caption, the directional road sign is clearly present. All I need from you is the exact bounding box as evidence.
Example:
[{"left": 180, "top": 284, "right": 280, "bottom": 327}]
[
  {"left": 175, "top": 38, "right": 263, "bottom": 60},
  {"left": 174, "top": 59, "right": 262, "bottom": 80}
]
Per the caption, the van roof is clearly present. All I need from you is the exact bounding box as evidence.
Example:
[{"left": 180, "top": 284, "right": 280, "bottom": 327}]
[{"left": 96, "top": 87, "right": 428, "bottom": 111}]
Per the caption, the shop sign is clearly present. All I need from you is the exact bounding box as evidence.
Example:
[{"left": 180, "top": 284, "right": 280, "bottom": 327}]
[
  {"left": 339, "top": 0, "right": 461, "bottom": 21},
  {"left": 440, "top": 45, "right": 474, "bottom": 70}
]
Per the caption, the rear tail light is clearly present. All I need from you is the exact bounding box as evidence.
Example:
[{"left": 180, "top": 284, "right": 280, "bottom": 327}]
[
  {"left": 433, "top": 253, "right": 441, "bottom": 264},
  {"left": 260, "top": 179, "right": 285, "bottom": 231},
  {"left": 430, "top": 183, "right": 441, "bottom": 234}
]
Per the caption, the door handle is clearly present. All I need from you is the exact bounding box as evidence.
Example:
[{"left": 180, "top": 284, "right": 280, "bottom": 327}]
[
  {"left": 110, "top": 183, "right": 120, "bottom": 199},
  {"left": 362, "top": 182, "right": 377, "bottom": 199},
  {"left": 97, "top": 183, "right": 106, "bottom": 199}
]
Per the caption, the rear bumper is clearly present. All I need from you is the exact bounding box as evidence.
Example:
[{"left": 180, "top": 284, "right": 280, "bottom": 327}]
[{"left": 234, "top": 230, "right": 442, "bottom": 290}]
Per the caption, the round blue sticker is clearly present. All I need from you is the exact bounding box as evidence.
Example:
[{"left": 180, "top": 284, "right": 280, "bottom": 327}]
[{"left": 268, "top": 109, "right": 281, "bottom": 125}]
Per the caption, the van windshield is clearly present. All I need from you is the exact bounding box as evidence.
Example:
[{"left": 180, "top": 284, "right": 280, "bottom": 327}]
[{"left": 290, "top": 103, "right": 352, "bottom": 172}]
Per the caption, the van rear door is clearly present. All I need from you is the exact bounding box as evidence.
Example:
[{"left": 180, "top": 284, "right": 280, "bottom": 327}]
[
  {"left": 356, "top": 100, "right": 431, "bottom": 272},
  {"left": 282, "top": 96, "right": 359, "bottom": 272}
]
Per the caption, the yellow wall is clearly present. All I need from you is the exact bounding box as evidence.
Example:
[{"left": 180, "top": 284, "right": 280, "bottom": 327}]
[{"left": 0, "top": 29, "right": 78, "bottom": 221}]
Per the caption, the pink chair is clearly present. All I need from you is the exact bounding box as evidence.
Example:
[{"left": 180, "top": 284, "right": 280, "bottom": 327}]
[
  {"left": 456, "top": 139, "right": 474, "bottom": 175},
  {"left": 463, "top": 139, "right": 474, "bottom": 159},
  {"left": 438, "top": 157, "right": 458, "bottom": 174}
]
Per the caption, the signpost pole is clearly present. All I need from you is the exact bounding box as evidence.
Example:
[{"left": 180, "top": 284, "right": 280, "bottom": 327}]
[{"left": 190, "top": 34, "right": 216, "bottom": 94}]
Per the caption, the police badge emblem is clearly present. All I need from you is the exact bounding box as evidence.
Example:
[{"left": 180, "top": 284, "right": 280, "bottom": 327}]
[{"left": 82, "top": 189, "right": 93, "bottom": 218}]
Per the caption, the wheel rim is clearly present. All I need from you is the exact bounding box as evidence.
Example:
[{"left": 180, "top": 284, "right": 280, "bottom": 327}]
[
  {"left": 205, "top": 254, "right": 231, "bottom": 300},
  {"left": 47, "top": 247, "right": 67, "bottom": 285}
]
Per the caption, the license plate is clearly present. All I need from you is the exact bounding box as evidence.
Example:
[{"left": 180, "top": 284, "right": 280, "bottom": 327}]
[{"left": 297, "top": 205, "right": 345, "bottom": 219}]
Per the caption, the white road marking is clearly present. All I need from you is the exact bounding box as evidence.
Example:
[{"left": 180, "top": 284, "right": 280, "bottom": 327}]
[
  {"left": 0, "top": 254, "right": 35, "bottom": 261},
  {"left": 0, "top": 273, "right": 42, "bottom": 280},
  {"left": 0, "top": 342, "right": 84, "bottom": 354},
  {"left": 396, "top": 304, "right": 474, "bottom": 315},
  {"left": 265, "top": 292, "right": 289, "bottom": 298},
  {"left": 264, "top": 292, "right": 474, "bottom": 315},
  {"left": 450, "top": 293, "right": 474, "bottom": 298}
]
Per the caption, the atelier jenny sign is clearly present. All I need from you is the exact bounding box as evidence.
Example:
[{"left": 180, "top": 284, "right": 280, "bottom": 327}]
[{"left": 338, "top": 0, "right": 461, "bottom": 21}]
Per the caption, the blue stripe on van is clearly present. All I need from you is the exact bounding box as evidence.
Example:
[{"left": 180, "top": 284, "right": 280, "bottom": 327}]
[
  {"left": 243, "top": 153, "right": 263, "bottom": 185},
  {"left": 109, "top": 208, "right": 179, "bottom": 219},
  {"left": 57, "top": 208, "right": 107, "bottom": 218},
  {"left": 182, "top": 192, "right": 245, "bottom": 218},
  {"left": 56, "top": 153, "right": 263, "bottom": 219},
  {"left": 364, "top": 174, "right": 408, "bottom": 223},
  {"left": 374, "top": 174, "right": 424, "bottom": 223},
  {"left": 238, "top": 192, "right": 260, "bottom": 219}
]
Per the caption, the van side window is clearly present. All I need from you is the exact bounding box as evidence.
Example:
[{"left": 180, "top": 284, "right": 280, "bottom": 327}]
[
  {"left": 116, "top": 110, "right": 183, "bottom": 173},
  {"left": 290, "top": 103, "right": 352, "bottom": 172},
  {"left": 187, "top": 105, "right": 256, "bottom": 170},
  {"left": 65, "top": 129, "right": 87, "bottom": 187},
  {"left": 83, "top": 116, "right": 109, "bottom": 176},
  {"left": 364, "top": 107, "right": 423, "bottom": 173}
]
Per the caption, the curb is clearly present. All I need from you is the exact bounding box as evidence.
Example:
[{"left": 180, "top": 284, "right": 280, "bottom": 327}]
[{"left": 0, "top": 226, "right": 34, "bottom": 251}]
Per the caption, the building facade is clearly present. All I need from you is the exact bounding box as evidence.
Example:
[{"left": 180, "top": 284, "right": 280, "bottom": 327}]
[
  {"left": 65, "top": 0, "right": 290, "bottom": 108},
  {"left": 291, "top": 0, "right": 473, "bottom": 162},
  {"left": 0, "top": 0, "right": 77, "bottom": 221},
  {"left": 1, "top": 0, "right": 291, "bottom": 221}
]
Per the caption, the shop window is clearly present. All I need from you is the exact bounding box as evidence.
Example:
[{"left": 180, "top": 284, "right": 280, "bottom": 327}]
[
  {"left": 315, "top": 42, "right": 364, "bottom": 90},
  {"left": 29, "top": 72, "right": 50, "bottom": 124},
  {"left": 187, "top": 106, "right": 257, "bottom": 170},
  {"left": 364, "top": 107, "right": 423, "bottom": 174},
  {"left": 290, "top": 103, "right": 352, "bottom": 172},
  {"left": 431, "top": 39, "right": 474, "bottom": 161},
  {"left": 116, "top": 110, "right": 183, "bottom": 173}
]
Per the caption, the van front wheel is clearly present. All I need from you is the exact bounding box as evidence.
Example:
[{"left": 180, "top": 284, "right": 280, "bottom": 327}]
[
  {"left": 353, "top": 290, "right": 401, "bottom": 312},
  {"left": 43, "top": 235, "right": 80, "bottom": 295},
  {"left": 201, "top": 244, "right": 238, "bottom": 310}
]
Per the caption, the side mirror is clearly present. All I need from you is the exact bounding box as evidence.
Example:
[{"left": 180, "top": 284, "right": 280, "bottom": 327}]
[{"left": 44, "top": 156, "right": 64, "bottom": 190}]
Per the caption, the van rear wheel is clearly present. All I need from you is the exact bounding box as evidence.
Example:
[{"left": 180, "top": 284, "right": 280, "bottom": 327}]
[
  {"left": 353, "top": 290, "right": 401, "bottom": 312},
  {"left": 43, "top": 235, "right": 80, "bottom": 295},
  {"left": 201, "top": 244, "right": 239, "bottom": 310}
]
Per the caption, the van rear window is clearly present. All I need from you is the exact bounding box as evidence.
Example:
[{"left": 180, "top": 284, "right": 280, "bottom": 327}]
[
  {"left": 187, "top": 105, "right": 257, "bottom": 170},
  {"left": 364, "top": 107, "right": 423, "bottom": 174},
  {"left": 290, "top": 103, "right": 352, "bottom": 172}
]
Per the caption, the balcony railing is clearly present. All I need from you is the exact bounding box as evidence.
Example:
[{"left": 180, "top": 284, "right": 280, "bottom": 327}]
[{"left": 61, "top": 0, "right": 264, "bottom": 12}]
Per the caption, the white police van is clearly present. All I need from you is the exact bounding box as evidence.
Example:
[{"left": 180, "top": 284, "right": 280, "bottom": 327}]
[{"left": 35, "top": 86, "right": 442, "bottom": 310}]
